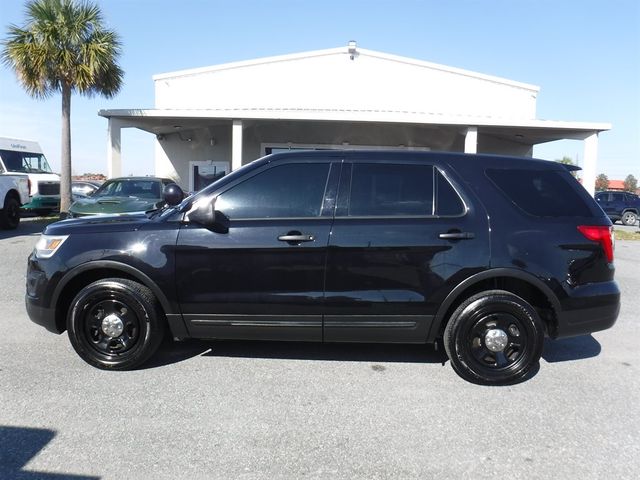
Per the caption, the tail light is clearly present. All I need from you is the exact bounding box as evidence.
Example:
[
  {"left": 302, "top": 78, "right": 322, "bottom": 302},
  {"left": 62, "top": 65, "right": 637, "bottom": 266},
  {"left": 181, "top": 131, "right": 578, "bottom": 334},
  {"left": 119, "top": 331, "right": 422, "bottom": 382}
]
[
  {"left": 27, "top": 178, "right": 32, "bottom": 194},
  {"left": 577, "top": 225, "right": 614, "bottom": 263}
]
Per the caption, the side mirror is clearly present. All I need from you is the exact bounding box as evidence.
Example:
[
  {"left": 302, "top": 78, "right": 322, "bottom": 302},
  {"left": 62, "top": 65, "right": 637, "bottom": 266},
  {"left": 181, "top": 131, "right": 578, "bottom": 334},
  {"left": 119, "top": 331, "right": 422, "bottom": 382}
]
[
  {"left": 188, "top": 200, "right": 230, "bottom": 233},
  {"left": 163, "top": 183, "right": 184, "bottom": 206}
]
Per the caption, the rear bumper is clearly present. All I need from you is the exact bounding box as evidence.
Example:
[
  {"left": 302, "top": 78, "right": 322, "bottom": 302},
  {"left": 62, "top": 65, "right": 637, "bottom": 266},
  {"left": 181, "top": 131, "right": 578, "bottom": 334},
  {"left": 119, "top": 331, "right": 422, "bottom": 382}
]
[{"left": 554, "top": 281, "right": 620, "bottom": 338}]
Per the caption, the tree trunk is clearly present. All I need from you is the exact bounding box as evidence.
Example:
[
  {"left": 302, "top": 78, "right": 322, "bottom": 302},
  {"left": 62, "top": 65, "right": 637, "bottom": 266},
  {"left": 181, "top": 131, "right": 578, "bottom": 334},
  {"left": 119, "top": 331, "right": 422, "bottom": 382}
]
[{"left": 60, "top": 83, "right": 72, "bottom": 214}]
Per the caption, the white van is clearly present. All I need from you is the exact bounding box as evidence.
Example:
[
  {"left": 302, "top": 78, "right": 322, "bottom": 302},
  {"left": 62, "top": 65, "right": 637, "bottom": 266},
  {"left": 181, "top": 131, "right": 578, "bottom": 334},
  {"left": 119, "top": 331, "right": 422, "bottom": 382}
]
[{"left": 0, "top": 137, "right": 61, "bottom": 214}]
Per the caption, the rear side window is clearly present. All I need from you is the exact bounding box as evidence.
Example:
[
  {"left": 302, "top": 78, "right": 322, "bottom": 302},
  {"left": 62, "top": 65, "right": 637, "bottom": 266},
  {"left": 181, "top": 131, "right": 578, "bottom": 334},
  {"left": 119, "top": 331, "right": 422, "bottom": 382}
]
[{"left": 487, "top": 168, "right": 593, "bottom": 217}]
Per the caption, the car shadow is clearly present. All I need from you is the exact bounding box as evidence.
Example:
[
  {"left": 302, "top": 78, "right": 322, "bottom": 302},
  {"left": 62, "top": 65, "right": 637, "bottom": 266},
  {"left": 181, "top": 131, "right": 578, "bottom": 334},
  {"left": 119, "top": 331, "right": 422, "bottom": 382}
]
[
  {"left": 0, "top": 425, "right": 99, "bottom": 479},
  {"left": 144, "top": 339, "right": 448, "bottom": 369},
  {"left": 0, "top": 218, "right": 57, "bottom": 240},
  {"left": 542, "top": 335, "right": 601, "bottom": 363},
  {"left": 144, "top": 336, "right": 601, "bottom": 383}
]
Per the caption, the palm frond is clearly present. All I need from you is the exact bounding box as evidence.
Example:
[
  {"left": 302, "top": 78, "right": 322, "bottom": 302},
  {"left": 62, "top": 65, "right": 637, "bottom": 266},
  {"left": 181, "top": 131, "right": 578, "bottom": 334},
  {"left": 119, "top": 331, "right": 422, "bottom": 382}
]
[{"left": 1, "top": 0, "right": 123, "bottom": 99}]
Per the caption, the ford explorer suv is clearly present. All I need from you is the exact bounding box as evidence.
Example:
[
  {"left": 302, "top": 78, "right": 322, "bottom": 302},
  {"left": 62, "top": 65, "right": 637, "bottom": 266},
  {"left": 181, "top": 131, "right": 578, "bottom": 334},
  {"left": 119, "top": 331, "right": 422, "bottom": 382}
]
[{"left": 25, "top": 151, "right": 620, "bottom": 385}]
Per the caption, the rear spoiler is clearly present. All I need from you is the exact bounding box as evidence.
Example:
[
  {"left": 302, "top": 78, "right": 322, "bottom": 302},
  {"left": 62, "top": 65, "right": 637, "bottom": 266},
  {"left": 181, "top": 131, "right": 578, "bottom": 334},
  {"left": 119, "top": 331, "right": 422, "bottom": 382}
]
[{"left": 561, "top": 164, "right": 582, "bottom": 172}]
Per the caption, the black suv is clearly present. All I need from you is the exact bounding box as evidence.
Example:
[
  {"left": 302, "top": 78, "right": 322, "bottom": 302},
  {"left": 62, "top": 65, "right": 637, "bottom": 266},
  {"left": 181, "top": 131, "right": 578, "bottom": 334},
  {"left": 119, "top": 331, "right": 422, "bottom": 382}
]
[
  {"left": 26, "top": 151, "right": 620, "bottom": 385},
  {"left": 595, "top": 190, "right": 640, "bottom": 226}
]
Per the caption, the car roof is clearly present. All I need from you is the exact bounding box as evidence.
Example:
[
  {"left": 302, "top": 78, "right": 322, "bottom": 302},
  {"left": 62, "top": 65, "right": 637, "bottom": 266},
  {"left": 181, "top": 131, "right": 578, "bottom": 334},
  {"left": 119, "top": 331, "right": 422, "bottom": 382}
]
[
  {"left": 263, "top": 149, "right": 565, "bottom": 171},
  {"left": 106, "top": 176, "right": 172, "bottom": 182}
]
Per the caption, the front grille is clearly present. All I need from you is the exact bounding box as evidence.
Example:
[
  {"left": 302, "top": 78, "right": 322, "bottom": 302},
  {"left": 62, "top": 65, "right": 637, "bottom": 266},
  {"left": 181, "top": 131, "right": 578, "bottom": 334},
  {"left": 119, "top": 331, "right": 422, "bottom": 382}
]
[{"left": 38, "top": 182, "right": 60, "bottom": 196}]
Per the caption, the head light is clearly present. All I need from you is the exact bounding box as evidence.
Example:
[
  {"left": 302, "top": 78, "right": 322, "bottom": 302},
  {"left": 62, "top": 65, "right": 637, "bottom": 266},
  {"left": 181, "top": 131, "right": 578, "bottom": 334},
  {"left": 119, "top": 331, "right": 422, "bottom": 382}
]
[{"left": 35, "top": 235, "right": 69, "bottom": 259}]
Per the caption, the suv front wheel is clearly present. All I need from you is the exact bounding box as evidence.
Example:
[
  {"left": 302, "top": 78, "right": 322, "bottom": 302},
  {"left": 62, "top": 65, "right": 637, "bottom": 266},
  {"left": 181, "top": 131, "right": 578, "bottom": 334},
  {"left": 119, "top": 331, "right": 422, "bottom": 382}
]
[
  {"left": 443, "top": 290, "right": 545, "bottom": 385},
  {"left": 67, "top": 278, "right": 165, "bottom": 370}
]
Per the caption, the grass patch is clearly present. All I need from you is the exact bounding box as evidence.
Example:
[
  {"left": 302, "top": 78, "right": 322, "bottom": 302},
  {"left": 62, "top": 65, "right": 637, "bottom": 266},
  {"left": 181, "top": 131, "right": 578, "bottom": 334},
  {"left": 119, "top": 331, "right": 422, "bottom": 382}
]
[{"left": 614, "top": 229, "right": 640, "bottom": 241}]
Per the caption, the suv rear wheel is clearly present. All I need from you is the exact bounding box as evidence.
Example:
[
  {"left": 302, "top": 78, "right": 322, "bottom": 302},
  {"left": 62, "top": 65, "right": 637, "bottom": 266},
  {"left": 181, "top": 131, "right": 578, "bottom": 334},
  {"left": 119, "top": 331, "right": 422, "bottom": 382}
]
[
  {"left": 67, "top": 278, "right": 165, "bottom": 370},
  {"left": 443, "top": 290, "right": 544, "bottom": 385},
  {"left": 621, "top": 211, "right": 638, "bottom": 226}
]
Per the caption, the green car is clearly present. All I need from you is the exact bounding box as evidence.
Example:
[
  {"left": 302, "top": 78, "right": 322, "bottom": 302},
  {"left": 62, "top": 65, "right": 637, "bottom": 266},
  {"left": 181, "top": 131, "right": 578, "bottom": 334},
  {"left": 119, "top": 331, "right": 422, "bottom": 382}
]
[{"left": 68, "top": 177, "right": 176, "bottom": 217}]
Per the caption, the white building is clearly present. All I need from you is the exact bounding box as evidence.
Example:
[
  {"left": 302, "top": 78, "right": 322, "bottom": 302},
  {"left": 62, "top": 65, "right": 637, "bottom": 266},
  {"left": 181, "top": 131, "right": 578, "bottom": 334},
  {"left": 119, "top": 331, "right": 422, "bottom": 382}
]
[{"left": 100, "top": 42, "right": 609, "bottom": 195}]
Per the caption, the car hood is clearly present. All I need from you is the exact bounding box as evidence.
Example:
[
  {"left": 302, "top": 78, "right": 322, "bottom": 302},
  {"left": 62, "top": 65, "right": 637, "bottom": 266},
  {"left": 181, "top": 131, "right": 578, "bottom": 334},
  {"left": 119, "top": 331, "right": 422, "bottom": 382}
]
[
  {"left": 43, "top": 212, "right": 155, "bottom": 235},
  {"left": 69, "top": 196, "right": 162, "bottom": 215}
]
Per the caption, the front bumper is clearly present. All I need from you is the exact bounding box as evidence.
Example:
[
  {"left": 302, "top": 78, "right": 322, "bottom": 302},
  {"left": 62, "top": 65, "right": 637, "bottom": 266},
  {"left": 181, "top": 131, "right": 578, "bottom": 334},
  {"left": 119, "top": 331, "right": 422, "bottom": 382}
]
[
  {"left": 25, "top": 298, "right": 62, "bottom": 334},
  {"left": 25, "top": 252, "right": 64, "bottom": 334}
]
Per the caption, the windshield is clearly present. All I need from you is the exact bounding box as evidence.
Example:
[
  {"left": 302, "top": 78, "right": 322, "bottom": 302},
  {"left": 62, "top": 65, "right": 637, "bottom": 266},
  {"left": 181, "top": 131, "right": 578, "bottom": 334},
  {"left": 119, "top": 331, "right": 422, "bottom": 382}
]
[
  {"left": 94, "top": 179, "right": 163, "bottom": 199},
  {"left": 0, "top": 149, "right": 54, "bottom": 174}
]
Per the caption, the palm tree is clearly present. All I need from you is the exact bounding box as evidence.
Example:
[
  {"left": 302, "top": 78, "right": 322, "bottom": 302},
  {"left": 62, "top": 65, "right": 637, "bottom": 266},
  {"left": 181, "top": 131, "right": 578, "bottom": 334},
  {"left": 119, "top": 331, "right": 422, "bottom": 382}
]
[{"left": 2, "top": 0, "right": 123, "bottom": 214}]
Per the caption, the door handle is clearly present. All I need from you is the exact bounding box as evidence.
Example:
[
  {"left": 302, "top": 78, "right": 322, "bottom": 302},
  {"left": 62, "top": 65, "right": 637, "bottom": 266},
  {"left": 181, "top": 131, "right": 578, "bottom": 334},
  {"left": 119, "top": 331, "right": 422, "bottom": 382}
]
[
  {"left": 438, "top": 232, "right": 475, "bottom": 240},
  {"left": 278, "top": 233, "right": 315, "bottom": 243}
]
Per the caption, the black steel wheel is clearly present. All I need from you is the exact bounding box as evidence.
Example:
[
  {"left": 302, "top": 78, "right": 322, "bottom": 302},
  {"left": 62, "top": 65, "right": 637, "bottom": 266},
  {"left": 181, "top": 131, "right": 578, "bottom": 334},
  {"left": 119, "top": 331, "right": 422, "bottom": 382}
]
[
  {"left": 443, "top": 290, "right": 544, "bottom": 385},
  {"left": 0, "top": 196, "right": 20, "bottom": 230},
  {"left": 67, "top": 278, "right": 165, "bottom": 370}
]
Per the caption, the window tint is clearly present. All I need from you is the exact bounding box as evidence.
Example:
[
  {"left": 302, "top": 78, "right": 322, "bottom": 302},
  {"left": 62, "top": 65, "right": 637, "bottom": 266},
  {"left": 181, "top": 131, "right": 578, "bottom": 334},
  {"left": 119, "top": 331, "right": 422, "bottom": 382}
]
[
  {"left": 348, "top": 164, "right": 434, "bottom": 216},
  {"left": 216, "top": 163, "right": 330, "bottom": 219},
  {"left": 95, "top": 180, "right": 162, "bottom": 199},
  {"left": 611, "top": 193, "right": 624, "bottom": 202},
  {"left": 436, "top": 170, "right": 465, "bottom": 216},
  {"left": 487, "top": 168, "right": 593, "bottom": 217}
]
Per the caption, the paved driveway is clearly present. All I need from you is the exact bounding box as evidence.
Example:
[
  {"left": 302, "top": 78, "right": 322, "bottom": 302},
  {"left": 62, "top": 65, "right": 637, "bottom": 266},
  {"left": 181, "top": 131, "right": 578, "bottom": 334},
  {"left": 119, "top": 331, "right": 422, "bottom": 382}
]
[{"left": 1, "top": 219, "right": 638, "bottom": 479}]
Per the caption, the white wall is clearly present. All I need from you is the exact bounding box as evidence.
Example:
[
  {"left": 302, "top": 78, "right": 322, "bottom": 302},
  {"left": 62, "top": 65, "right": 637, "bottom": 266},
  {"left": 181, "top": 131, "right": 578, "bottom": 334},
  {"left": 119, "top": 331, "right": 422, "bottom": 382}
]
[
  {"left": 154, "top": 125, "right": 232, "bottom": 187},
  {"left": 155, "top": 50, "right": 538, "bottom": 120}
]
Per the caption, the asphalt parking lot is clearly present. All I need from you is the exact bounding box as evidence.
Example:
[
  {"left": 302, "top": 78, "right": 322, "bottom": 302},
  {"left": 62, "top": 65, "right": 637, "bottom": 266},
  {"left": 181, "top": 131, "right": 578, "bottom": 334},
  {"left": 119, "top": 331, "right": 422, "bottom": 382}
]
[{"left": 1, "top": 219, "right": 639, "bottom": 479}]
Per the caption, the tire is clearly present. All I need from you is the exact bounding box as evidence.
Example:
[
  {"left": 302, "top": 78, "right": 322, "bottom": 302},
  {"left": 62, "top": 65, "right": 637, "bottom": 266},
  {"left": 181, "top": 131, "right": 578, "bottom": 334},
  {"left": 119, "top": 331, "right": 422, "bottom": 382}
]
[
  {"left": 67, "top": 278, "right": 165, "bottom": 370},
  {"left": 0, "top": 196, "right": 20, "bottom": 230},
  {"left": 621, "top": 211, "right": 638, "bottom": 226},
  {"left": 443, "top": 290, "right": 545, "bottom": 385}
]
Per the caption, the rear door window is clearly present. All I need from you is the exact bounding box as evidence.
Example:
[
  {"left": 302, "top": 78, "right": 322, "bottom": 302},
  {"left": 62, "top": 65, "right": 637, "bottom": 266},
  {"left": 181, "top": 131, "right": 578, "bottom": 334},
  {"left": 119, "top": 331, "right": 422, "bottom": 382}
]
[
  {"left": 435, "top": 170, "right": 465, "bottom": 216},
  {"left": 347, "top": 163, "right": 434, "bottom": 216},
  {"left": 340, "top": 163, "right": 465, "bottom": 217},
  {"left": 486, "top": 168, "right": 593, "bottom": 217}
]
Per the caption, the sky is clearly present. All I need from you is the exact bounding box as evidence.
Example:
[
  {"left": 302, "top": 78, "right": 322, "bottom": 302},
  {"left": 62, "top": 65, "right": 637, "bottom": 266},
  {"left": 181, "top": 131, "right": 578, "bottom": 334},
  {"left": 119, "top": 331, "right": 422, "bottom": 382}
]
[{"left": 0, "top": 0, "right": 638, "bottom": 179}]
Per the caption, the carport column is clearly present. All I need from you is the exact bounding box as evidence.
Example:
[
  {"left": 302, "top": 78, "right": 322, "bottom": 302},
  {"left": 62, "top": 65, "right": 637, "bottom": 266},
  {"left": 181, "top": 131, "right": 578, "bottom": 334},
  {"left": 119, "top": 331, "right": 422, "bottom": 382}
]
[
  {"left": 464, "top": 127, "right": 478, "bottom": 154},
  {"left": 582, "top": 132, "right": 598, "bottom": 197},
  {"left": 107, "top": 118, "right": 123, "bottom": 178},
  {"left": 232, "top": 119, "right": 243, "bottom": 171}
]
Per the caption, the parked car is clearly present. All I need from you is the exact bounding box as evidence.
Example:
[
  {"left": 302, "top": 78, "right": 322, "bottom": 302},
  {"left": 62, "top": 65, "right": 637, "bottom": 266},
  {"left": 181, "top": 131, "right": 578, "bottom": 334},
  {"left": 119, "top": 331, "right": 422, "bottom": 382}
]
[
  {"left": 71, "top": 180, "right": 103, "bottom": 199},
  {"left": 26, "top": 151, "right": 620, "bottom": 385},
  {"left": 68, "top": 177, "right": 175, "bottom": 217},
  {"left": 594, "top": 190, "right": 640, "bottom": 226}
]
